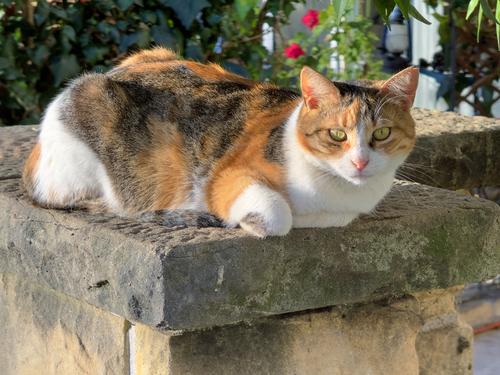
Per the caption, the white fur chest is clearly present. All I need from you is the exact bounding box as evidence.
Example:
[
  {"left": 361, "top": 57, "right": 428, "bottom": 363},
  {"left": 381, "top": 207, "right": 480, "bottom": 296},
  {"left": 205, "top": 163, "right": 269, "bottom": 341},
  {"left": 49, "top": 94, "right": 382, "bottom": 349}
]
[{"left": 286, "top": 161, "right": 394, "bottom": 215}]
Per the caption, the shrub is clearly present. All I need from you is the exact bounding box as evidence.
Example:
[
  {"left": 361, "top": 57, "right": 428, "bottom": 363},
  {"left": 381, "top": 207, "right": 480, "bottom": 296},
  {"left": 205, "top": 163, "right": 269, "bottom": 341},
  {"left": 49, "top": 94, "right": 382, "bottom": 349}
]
[
  {"left": 0, "top": 0, "right": 384, "bottom": 125},
  {"left": 0, "top": 0, "right": 308, "bottom": 124}
]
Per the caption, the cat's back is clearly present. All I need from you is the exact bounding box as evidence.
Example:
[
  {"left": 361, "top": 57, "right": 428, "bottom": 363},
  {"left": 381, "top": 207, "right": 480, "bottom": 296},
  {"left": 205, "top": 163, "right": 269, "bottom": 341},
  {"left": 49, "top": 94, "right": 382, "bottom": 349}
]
[
  {"left": 61, "top": 49, "right": 298, "bottom": 147},
  {"left": 23, "top": 48, "right": 300, "bottom": 211}
]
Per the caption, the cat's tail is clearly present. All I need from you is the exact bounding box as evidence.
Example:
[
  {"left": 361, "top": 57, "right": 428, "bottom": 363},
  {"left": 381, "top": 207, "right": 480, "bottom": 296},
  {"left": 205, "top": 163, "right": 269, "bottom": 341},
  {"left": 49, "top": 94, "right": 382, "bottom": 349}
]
[{"left": 117, "top": 47, "right": 178, "bottom": 68}]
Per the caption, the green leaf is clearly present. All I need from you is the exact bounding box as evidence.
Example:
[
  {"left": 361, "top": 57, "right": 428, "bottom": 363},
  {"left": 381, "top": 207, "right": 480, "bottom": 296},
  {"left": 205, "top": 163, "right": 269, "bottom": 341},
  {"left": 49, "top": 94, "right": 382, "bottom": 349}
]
[
  {"left": 119, "top": 30, "right": 150, "bottom": 52},
  {"left": 160, "top": 0, "right": 210, "bottom": 28},
  {"left": 50, "top": 6, "right": 69, "bottom": 20},
  {"left": 155, "top": 9, "right": 169, "bottom": 27},
  {"left": 2, "top": 35, "right": 16, "bottom": 64},
  {"left": 2, "top": 66, "right": 21, "bottom": 80},
  {"left": 83, "top": 46, "right": 109, "bottom": 65},
  {"left": 95, "top": 0, "right": 115, "bottom": 12},
  {"left": 150, "top": 25, "right": 178, "bottom": 49},
  {"left": 374, "top": 0, "right": 395, "bottom": 25},
  {"left": 408, "top": 5, "right": 431, "bottom": 24},
  {"left": 119, "top": 33, "right": 138, "bottom": 52},
  {"left": 135, "top": 29, "right": 151, "bottom": 48},
  {"left": 207, "top": 13, "right": 223, "bottom": 26},
  {"left": 140, "top": 10, "right": 157, "bottom": 24},
  {"left": 62, "top": 25, "right": 76, "bottom": 42},
  {"left": 50, "top": 55, "right": 80, "bottom": 87},
  {"left": 394, "top": 0, "right": 410, "bottom": 19},
  {"left": 34, "top": 0, "right": 50, "bottom": 26},
  {"left": 185, "top": 40, "right": 203, "bottom": 60},
  {"left": 117, "top": 0, "right": 134, "bottom": 11},
  {"left": 466, "top": 0, "right": 480, "bottom": 19},
  {"left": 332, "top": 0, "right": 350, "bottom": 23},
  {"left": 0, "top": 57, "right": 10, "bottom": 69},
  {"left": 31, "top": 45, "right": 49, "bottom": 66},
  {"left": 496, "top": 0, "right": 500, "bottom": 49},
  {"left": 477, "top": 6, "right": 483, "bottom": 41},
  {"left": 222, "top": 61, "right": 249, "bottom": 77},
  {"left": 67, "top": 7, "right": 84, "bottom": 31},
  {"left": 479, "top": 0, "right": 499, "bottom": 24},
  {"left": 235, "top": 0, "right": 259, "bottom": 21}
]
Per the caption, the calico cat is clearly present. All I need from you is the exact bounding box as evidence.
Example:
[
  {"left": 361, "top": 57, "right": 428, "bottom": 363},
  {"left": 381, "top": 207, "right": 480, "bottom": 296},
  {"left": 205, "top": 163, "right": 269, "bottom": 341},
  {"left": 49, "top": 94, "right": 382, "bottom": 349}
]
[{"left": 23, "top": 48, "right": 418, "bottom": 237}]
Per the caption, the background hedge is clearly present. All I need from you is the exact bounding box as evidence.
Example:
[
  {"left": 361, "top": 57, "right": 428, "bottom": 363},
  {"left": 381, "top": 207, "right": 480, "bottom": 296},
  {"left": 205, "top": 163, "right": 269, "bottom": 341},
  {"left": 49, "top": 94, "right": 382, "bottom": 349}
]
[{"left": 0, "top": 0, "right": 303, "bottom": 125}]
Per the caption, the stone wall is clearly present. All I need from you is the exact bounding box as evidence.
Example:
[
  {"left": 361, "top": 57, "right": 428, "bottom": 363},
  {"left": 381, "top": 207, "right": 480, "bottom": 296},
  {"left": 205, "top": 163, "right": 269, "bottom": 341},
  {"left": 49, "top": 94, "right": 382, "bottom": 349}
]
[
  {"left": 1, "top": 109, "right": 499, "bottom": 374},
  {"left": 0, "top": 273, "right": 474, "bottom": 375}
]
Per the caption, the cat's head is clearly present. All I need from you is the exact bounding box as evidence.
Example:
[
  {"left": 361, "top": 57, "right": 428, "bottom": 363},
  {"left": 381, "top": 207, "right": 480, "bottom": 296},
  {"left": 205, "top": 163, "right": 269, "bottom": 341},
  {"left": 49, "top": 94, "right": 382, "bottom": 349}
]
[{"left": 295, "top": 66, "right": 419, "bottom": 185}]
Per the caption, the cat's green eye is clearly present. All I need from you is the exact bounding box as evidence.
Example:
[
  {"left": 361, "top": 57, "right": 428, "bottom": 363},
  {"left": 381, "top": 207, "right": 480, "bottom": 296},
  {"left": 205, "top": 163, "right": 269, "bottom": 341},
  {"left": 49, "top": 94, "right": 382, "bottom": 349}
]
[
  {"left": 329, "top": 129, "right": 347, "bottom": 142},
  {"left": 372, "top": 127, "right": 391, "bottom": 141}
]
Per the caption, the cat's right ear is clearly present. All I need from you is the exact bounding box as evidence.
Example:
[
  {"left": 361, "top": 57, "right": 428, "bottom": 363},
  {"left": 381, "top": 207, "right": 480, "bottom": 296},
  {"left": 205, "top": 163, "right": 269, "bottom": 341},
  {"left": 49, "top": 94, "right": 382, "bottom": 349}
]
[
  {"left": 380, "top": 66, "right": 419, "bottom": 111},
  {"left": 300, "top": 66, "right": 340, "bottom": 110}
]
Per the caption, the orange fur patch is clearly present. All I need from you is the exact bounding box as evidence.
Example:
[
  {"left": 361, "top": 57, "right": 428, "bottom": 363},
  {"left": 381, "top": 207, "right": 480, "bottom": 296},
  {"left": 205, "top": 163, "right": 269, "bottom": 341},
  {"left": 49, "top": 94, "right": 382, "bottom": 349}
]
[
  {"left": 118, "top": 48, "right": 177, "bottom": 67},
  {"left": 22, "top": 142, "right": 41, "bottom": 196},
  {"left": 123, "top": 61, "right": 176, "bottom": 75},
  {"left": 206, "top": 99, "right": 299, "bottom": 219},
  {"left": 137, "top": 128, "right": 190, "bottom": 211},
  {"left": 183, "top": 61, "right": 255, "bottom": 86},
  {"left": 115, "top": 51, "right": 254, "bottom": 87}
]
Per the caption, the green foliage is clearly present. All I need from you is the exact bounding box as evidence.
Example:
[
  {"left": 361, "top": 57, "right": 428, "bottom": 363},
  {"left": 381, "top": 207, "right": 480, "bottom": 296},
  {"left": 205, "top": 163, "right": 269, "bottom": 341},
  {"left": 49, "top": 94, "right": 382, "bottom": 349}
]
[
  {"left": 368, "top": 0, "right": 497, "bottom": 41},
  {"left": 465, "top": 0, "right": 500, "bottom": 46},
  {"left": 423, "top": 0, "right": 498, "bottom": 115},
  {"left": 1, "top": 0, "right": 493, "bottom": 125},
  {"left": 0, "top": 0, "right": 301, "bottom": 125},
  {"left": 275, "top": 4, "right": 385, "bottom": 87},
  {"left": 372, "top": 0, "right": 431, "bottom": 24}
]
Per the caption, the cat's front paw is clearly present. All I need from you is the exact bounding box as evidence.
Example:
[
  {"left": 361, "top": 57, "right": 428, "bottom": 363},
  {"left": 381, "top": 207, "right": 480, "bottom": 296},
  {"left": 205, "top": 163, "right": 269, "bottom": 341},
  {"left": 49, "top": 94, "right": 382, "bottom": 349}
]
[{"left": 229, "top": 184, "right": 292, "bottom": 238}]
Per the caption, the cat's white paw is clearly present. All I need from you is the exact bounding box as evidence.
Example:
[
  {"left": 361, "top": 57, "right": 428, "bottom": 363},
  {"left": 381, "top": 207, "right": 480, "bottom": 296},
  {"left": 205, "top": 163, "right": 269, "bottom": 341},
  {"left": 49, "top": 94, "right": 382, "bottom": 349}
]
[
  {"left": 229, "top": 184, "right": 292, "bottom": 238},
  {"left": 293, "top": 212, "right": 358, "bottom": 228}
]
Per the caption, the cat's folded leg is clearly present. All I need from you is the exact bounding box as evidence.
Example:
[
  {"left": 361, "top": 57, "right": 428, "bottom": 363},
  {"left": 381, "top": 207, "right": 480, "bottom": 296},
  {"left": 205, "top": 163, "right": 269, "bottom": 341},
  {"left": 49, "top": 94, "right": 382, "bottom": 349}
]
[
  {"left": 226, "top": 183, "right": 293, "bottom": 238},
  {"left": 293, "top": 212, "right": 358, "bottom": 228}
]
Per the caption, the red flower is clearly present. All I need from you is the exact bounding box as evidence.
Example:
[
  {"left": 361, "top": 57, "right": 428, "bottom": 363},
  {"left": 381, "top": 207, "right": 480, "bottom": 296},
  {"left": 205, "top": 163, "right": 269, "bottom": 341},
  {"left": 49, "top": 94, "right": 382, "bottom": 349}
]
[
  {"left": 301, "top": 9, "right": 320, "bottom": 29},
  {"left": 284, "top": 43, "right": 305, "bottom": 59}
]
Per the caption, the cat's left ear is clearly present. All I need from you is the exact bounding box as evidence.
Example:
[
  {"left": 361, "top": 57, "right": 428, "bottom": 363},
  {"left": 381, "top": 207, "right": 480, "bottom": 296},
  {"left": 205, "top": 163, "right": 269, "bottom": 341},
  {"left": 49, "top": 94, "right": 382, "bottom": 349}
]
[
  {"left": 300, "top": 66, "right": 340, "bottom": 110},
  {"left": 380, "top": 67, "right": 419, "bottom": 111}
]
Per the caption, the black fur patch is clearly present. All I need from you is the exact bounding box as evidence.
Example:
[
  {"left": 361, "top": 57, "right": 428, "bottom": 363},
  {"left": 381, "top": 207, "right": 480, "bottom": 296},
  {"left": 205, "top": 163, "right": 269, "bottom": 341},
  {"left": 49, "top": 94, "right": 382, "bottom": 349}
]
[{"left": 265, "top": 124, "right": 286, "bottom": 164}]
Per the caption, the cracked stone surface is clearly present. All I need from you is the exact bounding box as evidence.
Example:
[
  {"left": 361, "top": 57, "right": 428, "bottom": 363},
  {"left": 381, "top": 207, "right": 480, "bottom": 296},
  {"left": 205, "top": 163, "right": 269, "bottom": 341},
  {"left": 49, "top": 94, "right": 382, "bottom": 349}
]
[{"left": 0, "top": 110, "right": 499, "bottom": 331}]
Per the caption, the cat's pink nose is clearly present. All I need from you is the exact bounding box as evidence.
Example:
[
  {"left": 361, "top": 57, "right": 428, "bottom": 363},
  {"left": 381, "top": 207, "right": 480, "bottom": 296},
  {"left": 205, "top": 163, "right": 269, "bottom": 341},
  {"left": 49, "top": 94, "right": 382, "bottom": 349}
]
[{"left": 352, "top": 159, "right": 369, "bottom": 171}]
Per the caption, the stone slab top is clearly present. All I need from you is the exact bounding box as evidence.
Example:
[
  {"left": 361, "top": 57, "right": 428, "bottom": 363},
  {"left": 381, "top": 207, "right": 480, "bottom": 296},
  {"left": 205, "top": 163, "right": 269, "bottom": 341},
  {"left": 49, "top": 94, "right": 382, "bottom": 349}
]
[
  {"left": 408, "top": 108, "right": 500, "bottom": 189},
  {"left": 412, "top": 108, "right": 500, "bottom": 136},
  {"left": 1, "top": 109, "right": 500, "bottom": 332}
]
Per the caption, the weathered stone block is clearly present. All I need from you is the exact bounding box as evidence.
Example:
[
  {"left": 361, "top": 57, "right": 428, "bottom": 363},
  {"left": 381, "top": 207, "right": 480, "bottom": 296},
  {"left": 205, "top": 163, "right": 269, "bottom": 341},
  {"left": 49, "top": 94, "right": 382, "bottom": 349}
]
[
  {"left": 1, "top": 176, "right": 498, "bottom": 331},
  {"left": 130, "top": 288, "right": 470, "bottom": 375},
  {"left": 415, "top": 288, "right": 473, "bottom": 375},
  {"left": 409, "top": 108, "right": 500, "bottom": 189},
  {"left": 0, "top": 275, "right": 472, "bottom": 375},
  {"left": 0, "top": 273, "right": 128, "bottom": 375},
  {"left": 131, "top": 324, "right": 172, "bottom": 375}
]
